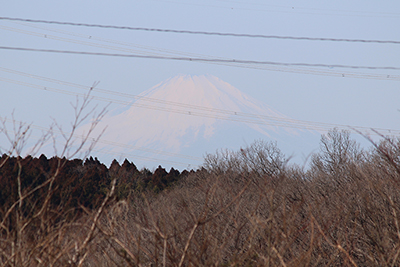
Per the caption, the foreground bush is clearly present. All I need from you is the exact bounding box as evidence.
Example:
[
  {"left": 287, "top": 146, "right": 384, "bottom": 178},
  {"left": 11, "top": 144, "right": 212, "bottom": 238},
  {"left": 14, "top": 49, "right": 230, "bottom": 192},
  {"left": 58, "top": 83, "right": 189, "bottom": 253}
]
[{"left": 2, "top": 123, "right": 400, "bottom": 266}]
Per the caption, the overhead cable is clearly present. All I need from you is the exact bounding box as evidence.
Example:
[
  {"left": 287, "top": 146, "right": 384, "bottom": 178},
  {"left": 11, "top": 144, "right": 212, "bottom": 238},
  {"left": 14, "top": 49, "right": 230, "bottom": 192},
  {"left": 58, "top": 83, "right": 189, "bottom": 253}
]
[
  {"left": 1, "top": 17, "right": 400, "bottom": 44},
  {"left": 153, "top": 0, "right": 400, "bottom": 18},
  {"left": 1, "top": 66, "right": 399, "bottom": 132},
  {"left": 3, "top": 23, "right": 399, "bottom": 81},
  {"left": 0, "top": 67, "right": 397, "bottom": 135},
  {"left": 0, "top": 116, "right": 202, "bottom": 163},
  {"left": 1, "top": 46, "right": 399, "bottom": 70},
  {"left": 1, "top": 75, "right": 400, "bottom": 137}
]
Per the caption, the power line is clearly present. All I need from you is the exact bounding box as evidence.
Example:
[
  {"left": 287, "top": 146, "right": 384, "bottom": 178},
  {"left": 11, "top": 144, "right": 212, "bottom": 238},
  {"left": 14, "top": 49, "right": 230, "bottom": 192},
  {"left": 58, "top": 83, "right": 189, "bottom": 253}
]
[
  {"left": 1, "top": 66, "right": 398, "bottom": 135},
  {"left": 3, "top": 23, "right": 399, "bottom": 81},
  {"left": 1, "top": 74, "right": 400, "bottom": 136},
  {"left": 1, "top": 17, "right": 400, "bottom": 44},
  {"left": 0, "top": 24, "right": 152, "bottom": 55},
  {"left": 1, "top": 46, "right": 399, "bottom": 71},
  {"left": 3, "top": 66, "right": 393, "bottom": 130},
  {"left": 0, "top": 24, "right": 224, "bottom": 63},
  {"left": 0, "top": 67, "right": 398, "bottom": 135},
  {"left": 153, "top": 0, "right": 400, "bottom": 18},
  {"left": 0, "top": 117, "right": 202, "bottom": 166}
]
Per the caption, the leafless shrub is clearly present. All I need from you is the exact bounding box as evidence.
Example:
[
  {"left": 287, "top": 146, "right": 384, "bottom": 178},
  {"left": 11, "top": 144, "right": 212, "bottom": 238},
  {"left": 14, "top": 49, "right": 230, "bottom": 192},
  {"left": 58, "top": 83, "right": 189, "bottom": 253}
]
[
  {"left": 3, "top": 107, "right": 400, "bottom": 267},
  {"left": 92, "top": 130, "right": 400, "bottom": 266},
  {"left": 0, "top": 87, "right": 111, "bottom": 266},
  {"left": 204, "top": 140, "right": 287, "bottom": 178}
]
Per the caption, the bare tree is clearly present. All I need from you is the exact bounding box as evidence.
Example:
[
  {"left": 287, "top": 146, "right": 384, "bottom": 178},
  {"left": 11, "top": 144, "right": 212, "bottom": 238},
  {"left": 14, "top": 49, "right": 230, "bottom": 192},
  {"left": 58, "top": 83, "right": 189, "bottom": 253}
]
[{"left": 0, "top": 86, "right": 113, "bottom": 266}]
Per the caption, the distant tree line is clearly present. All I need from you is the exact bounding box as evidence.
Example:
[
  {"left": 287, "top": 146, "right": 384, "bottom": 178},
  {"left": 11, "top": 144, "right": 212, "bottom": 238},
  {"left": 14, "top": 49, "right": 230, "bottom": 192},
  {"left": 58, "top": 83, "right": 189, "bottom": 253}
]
[{"left": 0, "top": 154, "right": 190, "bottom": 223}]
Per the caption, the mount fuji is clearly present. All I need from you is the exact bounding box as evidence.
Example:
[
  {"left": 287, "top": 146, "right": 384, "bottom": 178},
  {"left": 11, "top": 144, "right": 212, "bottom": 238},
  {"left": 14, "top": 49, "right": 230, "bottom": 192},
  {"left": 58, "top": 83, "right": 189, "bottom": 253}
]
[{"left": 79, "top": 75, "right": 320, "bottom": 169}]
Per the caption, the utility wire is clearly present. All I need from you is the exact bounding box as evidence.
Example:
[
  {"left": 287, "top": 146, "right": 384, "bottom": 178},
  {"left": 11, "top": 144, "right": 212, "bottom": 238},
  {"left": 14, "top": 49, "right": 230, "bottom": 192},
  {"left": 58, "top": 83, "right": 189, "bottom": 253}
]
[
  {"left": 2, "top": 66, "right": 399, "bottom": 134},
  {"left": 153, "top": 0, "right": 400, "bottom": 18},
  {"left": 1, "top": 17, "right": 399, "bottom": 44},
  {"left": 1, "top": 74, "right": 400, "bottom": 136},
  {"left": 0, "top": 69, "right": 376, "bottom": 129},
  {"left": 0, "top": 116, "right": 202, "bottom": 164},
  {"left": 0, "top": 66, "right": 398, "bottom": 135},
  {"left": 3, "top": 23, "right": 399, "bottom": 80},
  {"left": 1, "top": 46, "right": 399, "bottom": 70},
  {"left": 0, "top": 67, "right": 352, "bottom": 133},
  {"left": 0, "top": 25, "right": 153, "bottom": 55}
]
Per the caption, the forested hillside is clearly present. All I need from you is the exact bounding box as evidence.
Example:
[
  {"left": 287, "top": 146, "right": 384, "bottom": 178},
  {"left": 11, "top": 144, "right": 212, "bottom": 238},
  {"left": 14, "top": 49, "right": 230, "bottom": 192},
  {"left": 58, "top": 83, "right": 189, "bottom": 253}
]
[{"left": 0, "top": 154, "right": 186, "bottom": 215}]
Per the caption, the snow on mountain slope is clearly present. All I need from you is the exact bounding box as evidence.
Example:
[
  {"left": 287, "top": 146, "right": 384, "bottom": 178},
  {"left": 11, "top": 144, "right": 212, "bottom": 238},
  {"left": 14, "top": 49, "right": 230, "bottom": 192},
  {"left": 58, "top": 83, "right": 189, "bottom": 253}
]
[{"left": 79, "top": 74, "right": 319, "bottom": 169}]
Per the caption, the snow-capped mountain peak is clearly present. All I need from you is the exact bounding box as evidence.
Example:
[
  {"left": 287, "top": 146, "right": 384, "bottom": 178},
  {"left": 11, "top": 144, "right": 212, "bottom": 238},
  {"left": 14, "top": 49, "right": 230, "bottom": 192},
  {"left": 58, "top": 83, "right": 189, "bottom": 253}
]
[{"left": 79, "top": 74, "right": 317, "bottom": 169}]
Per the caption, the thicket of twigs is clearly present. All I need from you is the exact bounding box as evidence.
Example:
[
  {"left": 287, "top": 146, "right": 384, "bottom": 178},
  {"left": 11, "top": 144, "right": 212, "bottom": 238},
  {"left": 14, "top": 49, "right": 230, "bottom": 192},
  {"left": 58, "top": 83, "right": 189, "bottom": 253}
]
[{"left": 1, "top": 92, "right": 400, "bottom": 266}]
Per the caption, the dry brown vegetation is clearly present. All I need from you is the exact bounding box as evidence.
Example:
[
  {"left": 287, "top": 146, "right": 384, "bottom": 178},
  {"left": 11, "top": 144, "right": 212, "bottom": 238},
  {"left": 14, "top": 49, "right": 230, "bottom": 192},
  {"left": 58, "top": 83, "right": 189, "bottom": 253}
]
[{"left": 1, "top": 93, "right": 400, "bottom": 266}]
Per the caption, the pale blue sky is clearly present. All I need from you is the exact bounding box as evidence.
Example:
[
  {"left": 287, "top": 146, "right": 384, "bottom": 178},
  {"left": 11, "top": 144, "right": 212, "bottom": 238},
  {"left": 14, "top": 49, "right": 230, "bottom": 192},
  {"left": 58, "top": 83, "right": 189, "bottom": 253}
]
[{"left": 1, "top": 0, "right": 400, "bottom": 166}]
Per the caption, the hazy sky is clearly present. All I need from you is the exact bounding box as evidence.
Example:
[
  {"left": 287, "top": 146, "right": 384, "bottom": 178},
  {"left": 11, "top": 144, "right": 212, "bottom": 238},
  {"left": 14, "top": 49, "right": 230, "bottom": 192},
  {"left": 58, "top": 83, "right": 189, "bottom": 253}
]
[{"left": 1, "top": 0, "right": 400, "bottom": 166}]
